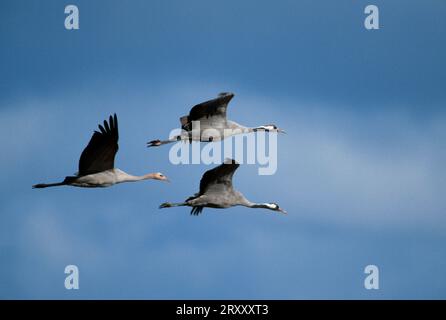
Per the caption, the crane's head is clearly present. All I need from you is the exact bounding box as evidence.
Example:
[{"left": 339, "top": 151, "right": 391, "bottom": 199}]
[
  {"left": 265, "top": 203, "right": 287, "bottom": 214},
  {"left": 254, "top": 124, "right": 286, "bottom": 134},
  {"left": 153, "top": 172, "right": 170, "bottom": 182}
]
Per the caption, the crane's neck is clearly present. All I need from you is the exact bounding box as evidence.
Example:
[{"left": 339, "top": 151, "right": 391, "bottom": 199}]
[
  {"left": 241, "top": 199, "right": 275, "bottom": 210},
  {"left": 226, "top": 121, "right": 273, "bottom": 135},
  {"left": 248, "top": 203, "right": 274, "bottom": 209},
  {"left": 115, "top": 169, "right": 157, "bottom": 183},
  {"left": 247, "top": 126, "right": 272, "bottom": 133},
  {"left": 226, "top": 121, "right": 281, "bottom": 134}
]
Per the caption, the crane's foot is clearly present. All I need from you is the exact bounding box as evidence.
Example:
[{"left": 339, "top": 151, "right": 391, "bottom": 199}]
[
  {"left": 159, "top": 202, "right": 172, "bottom": 209},
  {"left": 147, "top": 139, "right": 162, "bottom": 147}
]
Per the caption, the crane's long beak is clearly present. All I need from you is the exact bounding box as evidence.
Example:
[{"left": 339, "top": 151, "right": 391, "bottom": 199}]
[
  {"left": 278, "top": 208, "right": 287, "bottom": 214},
  {"left": 278, "top": 128, "right": 286, "bottom": 134}
]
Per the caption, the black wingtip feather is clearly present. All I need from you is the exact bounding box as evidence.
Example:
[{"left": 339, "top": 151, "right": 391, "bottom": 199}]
[
  {"left": 98, "top": 124, "right": 106, "bottom": 134},
  {"left": 103, "top": 119, "right": 110, "bottom": 132},
  {"left": 113, "top": 114, "right": 118, "bottom": 138}
]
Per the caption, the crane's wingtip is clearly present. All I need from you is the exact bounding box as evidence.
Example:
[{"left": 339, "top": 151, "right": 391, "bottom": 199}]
[{"left": 223, "top": 158, "right": 238, "bottom": 165}]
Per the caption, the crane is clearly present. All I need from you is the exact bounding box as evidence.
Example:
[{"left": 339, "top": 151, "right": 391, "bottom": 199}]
[
  {"left": 33, "top": 114, "right": 169, "bottom": 188},
  {"left": 147, "top": 92, "right": 285, "bottom": 147},
  {"left": 159, "top": 159, "right": 286, "bottom": 215}
]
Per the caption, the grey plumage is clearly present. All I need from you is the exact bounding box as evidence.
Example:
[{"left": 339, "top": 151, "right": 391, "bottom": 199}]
[
  {"left": 33, "top": 114, "right": 169, "bottom": 188},
  {"left": 147, "top": 92, "right": 284, "bottom": 147},
  {"left": 159, "top": 159, "right": 286, "bottom": 215},
  {"left": 33, "top": 114, "right": 119, "bottom": 188}
]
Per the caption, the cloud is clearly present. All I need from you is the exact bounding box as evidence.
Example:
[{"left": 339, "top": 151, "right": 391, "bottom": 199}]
[
  {"left": 1, "top": 81, "right": 446, "bottom": 299},
  {"left": 227, "top": 93, "right": 446, "bottom": 231},
  {"left": 2, "top": 83, "right": 446, "bottom": 231}
]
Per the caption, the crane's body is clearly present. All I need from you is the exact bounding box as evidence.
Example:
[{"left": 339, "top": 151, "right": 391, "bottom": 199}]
[
  {"left": 70, "top": 169, "right": 125, "bottom": 188},
  {"left": 159, "top": 160, "right": 286, "bottom": 215},
  {"left": 33, "top": 114, "right": 168, "bottom": 189},
  {"left": 147, "top": 93, "right": 284, "bottom": 147},
  {"left": 71, "top": 169, "right": 165, "bottom": 187},
  {"left": 34, "top": 169, "right": 163, "bottom": 188}
]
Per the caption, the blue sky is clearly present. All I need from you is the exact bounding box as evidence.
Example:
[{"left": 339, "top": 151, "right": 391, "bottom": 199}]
[{"left": 1, "top": 0, "right": 445, "bottom": 299}]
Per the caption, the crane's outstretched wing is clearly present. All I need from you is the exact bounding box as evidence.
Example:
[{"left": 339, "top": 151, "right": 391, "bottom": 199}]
[
  {"left": 78, "top": 114, "right": 119, "bottom": 176},
  {"left": 180, "top": 92, "right": 234, "bottom": 131},
  {"left": 198, "top": 159, "right": 239, "bottom": 195}
]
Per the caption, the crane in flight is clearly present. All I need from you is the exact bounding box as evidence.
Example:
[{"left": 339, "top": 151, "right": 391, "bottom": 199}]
[
  {"left": 33, "top": 114, "right": 169, "bottom": 189},
  {"left": 147, "top": 92, "right": 285, "bottom": 147},
  {"left": 159, "top": 159, "right": 286, "bottom": 215}
]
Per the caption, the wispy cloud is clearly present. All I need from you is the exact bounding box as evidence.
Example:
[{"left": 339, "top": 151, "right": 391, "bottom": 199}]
[{"left": 1, "top": 81, "right": 446, "bottom": 299}]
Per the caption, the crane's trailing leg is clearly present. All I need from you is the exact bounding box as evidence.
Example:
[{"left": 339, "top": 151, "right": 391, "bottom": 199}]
[
  {"left": 32, "top": 176, "right": 77, "bottom": 188},
  {"left": 147, "top": 136, "right": 185, "bottom": 147},
  {"left": 159, "top": 202, "right": 188, "bottom": 209},
  {"left": 32, "top": 181, "right": 67, "bottom": 189}
]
